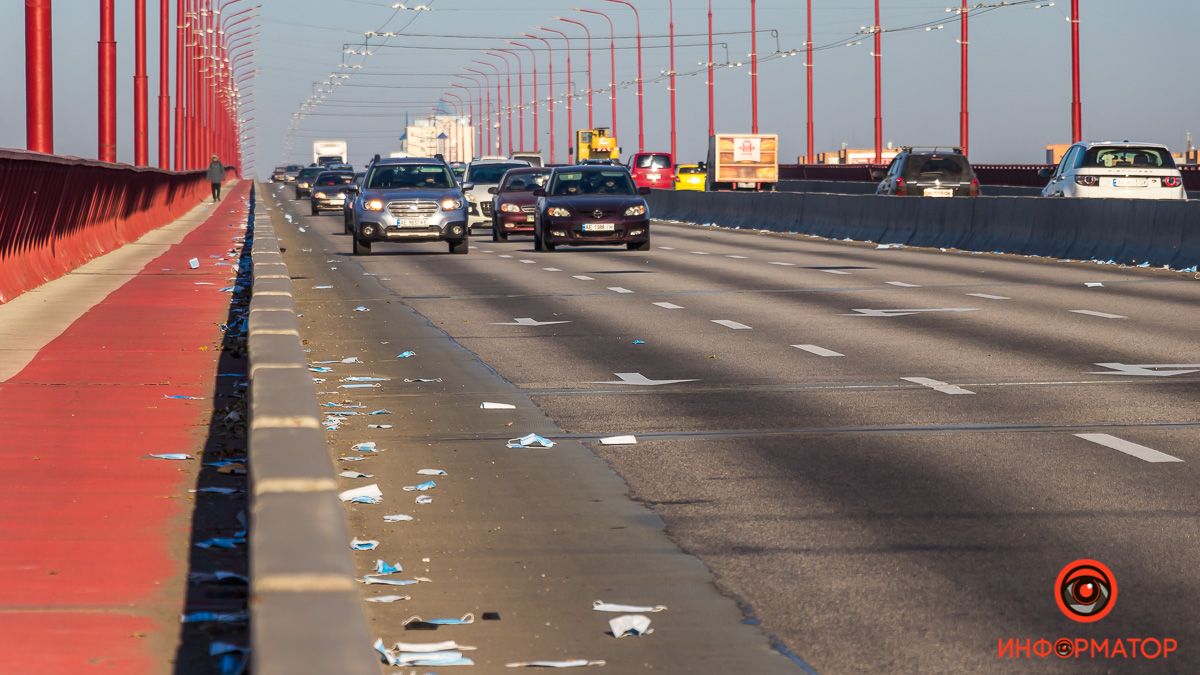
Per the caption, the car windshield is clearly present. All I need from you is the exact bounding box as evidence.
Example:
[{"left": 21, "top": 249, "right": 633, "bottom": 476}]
[
  {"left": 287, "top": 165, "right": 303, "bottom": 171},
  {"left": 1080, "top": 146, "right": 1176, "bottom": 169},
  {"left": 466, "top": 163, "right": 527, "bottom": 184},
  {"left": 550, "top": 170, "right": 637, "bottom": 196},
  {"left": 298, "top": 168, "right": 325, "bottom": 180},
  {"left": 903, "top": 155, "right": 970, "bottom": 179},
  {"left": 316, "top": 173, "right": 354, "bottom": 186},
  {"left": 679, "top": 166, "right": 704, "bottom": 175},
  {"left": 501, "top": 171, "right": 551, "bottom": 192},
  {"left": 634, "top": 154, "right": 671, "bottom": 169},
  {"left": 366, "top": 164, "right": 456, "bottom": 190}
]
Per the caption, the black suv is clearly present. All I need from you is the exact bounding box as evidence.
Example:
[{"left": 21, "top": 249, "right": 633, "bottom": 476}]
[{"left": 873, "top": 147, "right": 980, "bottom": 197}]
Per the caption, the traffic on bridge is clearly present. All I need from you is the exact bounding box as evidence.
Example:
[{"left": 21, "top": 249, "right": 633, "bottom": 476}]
[{"left": 1, "top": 1, "right": 1198, "bottom": 673}]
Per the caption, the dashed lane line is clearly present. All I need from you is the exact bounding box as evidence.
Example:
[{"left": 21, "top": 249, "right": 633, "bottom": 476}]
[
  {"left": 691, "top": 251, "right": 711, "bottom": 255},
  {"left": 653, "top": 302, "right": 684, "bottom": 310},
  {"left": 1069, "top": 310, "right": 1127, "bottom": 319},
  {"left": 658, "top": 246, "right": 676, "bottom": 250},
  {"left": 792, "top": 344, "right": 844, "bottom": 357},
  {"left": 573, "top": 275, "right": 595, "bottom": 281},
  {"left": 967, "top": 293, "right": 1010, "bottom": 300},
  {"left": 519, "top": 259, "right": 536, "bottom": 264},
  {"left": 608, "top": 287, "right": 634, "bottom": 294},
  {"left": 711, "top": 320, "right": 752, "bottom": 330},
  {"left": 543, "top": 267, "right": 562, "bottom": 272},
  {"left": 886, "top": 281, "right": 921, "bottom": 288},
  {"left": 1074, "top": 433, "right": 1183, "bottom": 463},
  {"left": 900, "top": 377, "right": 975, "bottom": 395},
  {"left": 819, "top": 269, "right": 852, "bottom": 275},
  {"left": 769, "top": 261, "right": 796, "bottom": 266},
  {"left": 727, "top": 255, "right": 748, "bottom": 259}
]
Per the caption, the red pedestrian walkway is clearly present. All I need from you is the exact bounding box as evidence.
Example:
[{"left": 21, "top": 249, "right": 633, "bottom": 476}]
[{"left": 0, "top": 184, "right": 249, "bottom": 673}]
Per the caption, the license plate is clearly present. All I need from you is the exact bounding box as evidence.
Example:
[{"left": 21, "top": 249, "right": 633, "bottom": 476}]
[
  {"left": 647, "top": 174, "right": 661, "bottom": 180},
  {"left": 923, "top": 188, "right": 954, "bottom": 197},
  {"left": 396, "top": 218, "right": 426, "bottom": 228},
  {"left": 582, "top": 223, "right": 615, "bottom": 232},
  {"left": 1114, "top": 177, "right": 1148, "bottom": 187},
  {"left": 736, "top": 182, "right": 756, "bottom": 189}
]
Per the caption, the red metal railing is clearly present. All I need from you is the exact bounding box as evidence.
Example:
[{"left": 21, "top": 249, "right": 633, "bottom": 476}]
[{"left": 0, "top": 149, "right": 229, "bottom": 304}]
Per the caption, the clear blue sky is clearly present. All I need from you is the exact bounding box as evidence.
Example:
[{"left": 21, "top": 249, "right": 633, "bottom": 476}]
[{"left": 1, "top": 0, "right": 1195, "bottom": 173}]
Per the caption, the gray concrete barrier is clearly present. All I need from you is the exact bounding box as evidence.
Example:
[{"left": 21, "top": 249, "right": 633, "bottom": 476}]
[
  {"left": 247, "top": 184, "right": 379, "bottom": 675},
  {"left": 649, "top": 189, "right": 1200, "bottom": 270}
]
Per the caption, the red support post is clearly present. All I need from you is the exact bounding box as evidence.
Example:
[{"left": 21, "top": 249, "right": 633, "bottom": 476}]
[
  {"left": 527, "top": 34, "right": 555, "bottom": 163},
  {"left": 159, "top": 0, "right": 170, "bottom": 167},
  {"left": 578, "top": 9, "right": 616, "bottom": 139},
  {"left": 959, "top": 0, "right": 969, "bottom": 157},
  {"left": 173, "top": 0, "right": 183, "bottom": 169},
  {"left": 25, "top": 0, "right": 54, "bottom": 154},
  {"left": 806, "top": 0, "right": 814, "bottom": 163},
  {"left": 873, "top": 0, "right": 883, "bottom": 164},
  {"left": 1070, "top": 0, "right": 1081, "bottom": 143},
  {"left": 667, "top": 0, "right": 676, "bottom": 161},
  {"left": 99, "top": 0, "right": 117, "bottom": 163},
  {"left": 750, "top": 0, "right": 758, "bottom": 135},
  {"left": 134, "top": 0, "right": 149, "bottom": 166},
  {"left": 606, "top": 0, "right": 642, "bottom": 152},
  {"left": 510, "top": 41, "right": 538, "bottom": 154},
  {"left": 541, "top": 27, "right": 572, "bottom": 161},
  {"left": 707, "top": 0, "right": 714, "bottom": 140}
]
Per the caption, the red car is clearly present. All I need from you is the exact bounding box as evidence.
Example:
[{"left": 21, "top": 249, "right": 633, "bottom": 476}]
[
  {"left": 488, "top": 167, "right": 552, "bottom": 241},
  {"left": 628, "top": 152, "right": 675, "bottom": 190}
]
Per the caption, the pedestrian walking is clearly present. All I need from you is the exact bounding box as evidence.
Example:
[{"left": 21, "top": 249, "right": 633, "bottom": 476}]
[{"left": 207, "top": 155, "right": 224, "bottom": 202}]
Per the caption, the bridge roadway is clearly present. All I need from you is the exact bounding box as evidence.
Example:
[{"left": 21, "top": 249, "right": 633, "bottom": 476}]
[{"left": 267, "top": 183, "right": 1198, "bottom": 673}]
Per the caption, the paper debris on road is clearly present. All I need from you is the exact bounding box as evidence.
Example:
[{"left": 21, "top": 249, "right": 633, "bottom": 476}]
[
  {"left": 366, "top": 595, "right": 410, "bottom": 603},
  {"left": 402, "top": 480, "right": 437, "bottom": 492},
  {"left": 390, "top": 641, "right": 478, "bottom": 653},
  {"left": 404, "top": 378, "right": 443, "bottom": 383},
  {"left": 354, "top": 306, "right": 370, "bottom": 312},
  {"left": 339, "top": 471, "right": 373, "bottom": 479},
  {"left": 343, "top": 376, "right": 389, "bottom": 382},
  {"left": 368, "top": 424, "right": 393, "bottom": 429},
  {"left": 363, "top": 575, "right": 431, "bottom": 586},
  {"left": 373, "top": 560, "right": 404, "bottom": 575},
  {"left": 415, "top": 495, "right": 433, "bottom": 505},
  {"left": 505, "top": 660, "right": 606, "bottom": 668},
  {"left": 599, "top": 435, "right": 637, "bottom": 446},
  {"left": 339, "top": 484, "right": 383, "bottom": 503},
  {"left": 876, "top": 243, "right": 904, "bottom": 250},
  {"left": 340, "top": 383, "right": 381, "bottom": 389},
  {"left": 507, "top": 433, "right": 556, "bottom": 449},
  {"left": 416, "top": 469, "right": 447, "bottom": 476},
  {"left": 351, "top": 538, "right": 380, "bottom": 551},
  {"left": 403, "top": 614, "right": 475, "bottom": 627},
  {"left": 396, "top": 350, "right": 417, "bottom": 358},
  {"left": 339, "top": 455, "right": 370, "bottom": 462},
  {"left": 351, "top": 442, "right": 378, "bottom": 452},
  {"left": 609, "top": 615, "right": 653, "bottom": 638},
  {"left": 592, "top": 600, "right": 667, "bottom": 613},
  {"left": 148, "top": 453, "right": 192, "bottom": 460},
  {"left": 188, "top": 258, "right": 200, "bottom": 269},
  {"left": 383, "top": 514, "right": 414, "bottom": 522},
  {"left": 482, "top": 401, "right": 517, "bottom": 410},
  {"left": 369, "top": 409, "right": 393, "bottom": 415}
]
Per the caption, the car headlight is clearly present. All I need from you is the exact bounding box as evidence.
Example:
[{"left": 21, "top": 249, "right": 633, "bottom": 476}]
[
  {"left": 363, "top": 199, "right": 385, "bottom": 211},
  {"left": 314, "top": 191, "right": 327, "bottom": 199},
  {"left": 547, "top": 207, "right": 572, "bottom": 218},
  {"left": 298, "top": 182, "right": 309, "bottom": 188},
  {"left": 439, "top": 197, "right": 463, "bottom": 211},
  {"left": 624, "top": 204, "right": 647, "bottom": 217},
  {"left": 500, "top": 203, "right": 522, "bottom": 213}
]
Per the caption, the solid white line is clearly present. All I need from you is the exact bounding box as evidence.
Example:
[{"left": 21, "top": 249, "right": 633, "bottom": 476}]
[
  {"left": 1074, "top": 433, "right": 1183, "bottom": 463},
  {"left": 819, "top": 269, "right": 852, "bottom": 275},
  {"left": 498, "top": 254, "right": 513, "bottom": 259},
  {"left": 691, "top": 251, "right": 710, "bottom": 255},
  {"left": 967, "top": 293, "right": 1010, "bottom": 300},
  {"left": 886, "top": 281, "right": 920, "bottom": 288},
  {"left": 653, "top": 302, "right": 684, "bottom": 309},
  {"left": 658, "top": 246, "right": 676, "bottom": 250},
  {"left": 479, "top": 250, "right": 494, "bottom": 253},
  {"left": 1070, "top": 310, "right": 1127, "bottom": 319},
  {"left": 543, "top": 267, "right": 562, "bottom": 272},
  {"left": 711, "top": 320, "right": 752, "bottom": 330},
  {"left": 792, "top": 344, "right": 844, "bottom": 357},
  {"left": 519, "top": 259, "right": 536, "bottom": 264},
  {"left": 608, "top": 286, "right": 634, "bottom": 294},
  {"left": 727, "top": 255, "right": 748, "bottom": 259},
  {"left": 769, "top": 261, "right": 796, "bottom": 266},
  {"left": 573, "top": 275, "right": 594, "bottom": 281},
  {"left": 901, "top": 377, "right": 975, "bottom": 395}
]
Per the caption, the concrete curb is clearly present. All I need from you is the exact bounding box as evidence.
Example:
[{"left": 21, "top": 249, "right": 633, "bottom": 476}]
[{"left": 247, "top": 184, "right": 378, "bottom": 675}]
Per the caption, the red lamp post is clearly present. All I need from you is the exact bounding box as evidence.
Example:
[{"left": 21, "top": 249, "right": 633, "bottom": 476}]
[
  {"left": 158, "top": 0, "right": 170, "bottom": 167},
  {"left": 959, "top": 0, "right": 969, "bottom": 156},
  {"left": 667, "top": 0, "right": 676, "bottom": 160},
  {"left": 525, "top": 33, "right": 555, "bottom": 163},
  {"left": 557, "top": 17, "right": 594, "bottom": 130},
  {"left": 486, "top": 52, "right": 515, "bottom": 156},
  {"left": 1070, "top": 0, "right": 1081, "bottom": 143},
  {"left": 173, "top": 0, "right": 184, "bottom": 169},
  {"left": 873, "top": 0, "right": 883, "bottom": 164},
  {"left": 495, "top": 48, "right": 525, "bottom": 152},
  {"left": 473, "top": 59, "right": 503, "bottom": 154},
  {"left": 706, "top": 0, "right": 714, "bottom": 140},
  {"left": 451, "top": 81, "right": 478, "bottom": 158},
  {"left": 750, "top": 0, "right": 758, "bottom": 135},
  {"left": 605, "top": 0, "right": 643, "bottom": 153},
  {"left": 99, "top": 0, "right": 117, "bottom": 162},
  {"left": 509, "top": 41, "right": 539, "bottom": 154},
  {"left": 134, "top": 0, "right": 149, "bottom": 165},
  {"left": 445, "top": 92, "right": 467, "bottom": 161},
  {"left": 466, "top": 67, "right": 493, "bottom": 154},
  {"left": 578, "top": 9, "right": 617, "bottom": 139},
  {"left": 806, "top": 0, "right": 814, "bottom": 163},
  {"left": 539, "top": 26, "right": 572, "bottom": 159},
  {"left": 24, "top": 0, "right": 54, "bottom": 154}
]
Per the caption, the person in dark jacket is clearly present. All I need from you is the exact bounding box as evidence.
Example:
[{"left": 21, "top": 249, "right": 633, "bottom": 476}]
[{"left": 206, "top": 155, "right": 224, "bottom": 201}]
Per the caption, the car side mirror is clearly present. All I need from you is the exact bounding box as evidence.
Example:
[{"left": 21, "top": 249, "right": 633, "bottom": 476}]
[
  {"left": 638, "top": 186, "right": 652, "bottom": 195},
  {"left": 462, "top": 182, "right": 475, "bottom": 191},
  {"left": 344, "top": 185, "right": 359, "bottom": 194},
  {"left": 533, "top": 188, "right": 546, "bottom": 197},
  {"left": 1038, "top": 167, "right": 1053, "bottom": 179},
  {"left": 487, "top": 186, "right": 498, "bottom": 195},
  {"left": 870, "top": 169, "right": 885, "bottom": 181}
]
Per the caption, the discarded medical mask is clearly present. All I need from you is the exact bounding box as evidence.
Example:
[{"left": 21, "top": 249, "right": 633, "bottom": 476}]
[
  {"left": 188, "top": 258, "right": 200, "bottom": 269},
  {"left": 415, "top": 495, "right": 433, "bottom": 505},
  {"left": 404, "top": 378, "right": 442, "bottom": 383},
  {"left": 343, "top": 376, "right": 389, "bottom": 382},
  {"left": 365, "top": 595, "right": 410, "bottom": 603},
  {"left": 507, "top": 433, "right": 556, "bottom": 449},
  {"left": 363, "top": 576, "right": 431, "bottom": 586},
  {"left": 339, "top": 484, "right": 383, "bottom": 503},
  {"left": 350, "top": 538, "right": 380, "bottom": 551},
  {"left": 389, "top": 641, "right": 478, "bottom": 653},
  {"left": 609, "top": 614, "right": 653, "bottom": 638},
  {"left": 396, "top": 351, "right": 416, "bottom": 358},
  {"left": 341, "top": 383, "right": 381, "bottom": 389},
  {"left": 403, "top": 613, "right": 474, "bottom": 627},
  {"left": 416, "top": 469, "right": 447, "bottom": 476},
  {"left": 351, "top": 442, "right": 378, "bottom": 453},
  {"left": 339, "top": 471, "right": 373, "bottom": 479},
  {"left": 504, "top": 660, "right": 607, "bottom": 668},
  {"left": 481, "top": 401, "right": 516, "bottom": 410},
  {"left": 181, "top": 611, "right": 248, "bottom": 624},
  {"left": 374, "top": 560, "right": 403, "bottom": 575},
  {"left": 368, "top": 424, "right": 393, "bottom": 429},
  {"left": 402, "top": 480, "right": 437, "bottom": 492},
  {"left": 592, "top": 600, "right": 667, "bottom": 613},
  {"left": 354, "top": 306, "right": 370, "bottom": 312},
  {"left": 383, "top": 514, "right": 414, "bottom": 522},
  {"left": 148, "top": 453, "right": 192, "bottom": 461}
]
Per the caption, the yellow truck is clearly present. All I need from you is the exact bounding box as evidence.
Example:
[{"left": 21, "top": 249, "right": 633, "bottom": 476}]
[
  {"left": 575, "top": 128, "right": 620, "bottom": 161},
  {"left": 705, "top": 134, "right": 779, "bottom": 191}
]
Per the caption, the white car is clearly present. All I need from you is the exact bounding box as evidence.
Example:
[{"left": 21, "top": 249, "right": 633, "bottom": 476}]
[
  {"left": 462, "top": 158, "right": 531, "bottom": 229},
  {"left": 1042, "top": 142, "right": 1186, "bottom": 200}
]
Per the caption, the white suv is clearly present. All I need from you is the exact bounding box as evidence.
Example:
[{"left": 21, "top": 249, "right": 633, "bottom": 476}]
[
  {"left": 1042, "top": 142, "right": 1185, "bottom": 200},
  {"left": 462, "top": 158, "right": 531, "bottom": 229}
]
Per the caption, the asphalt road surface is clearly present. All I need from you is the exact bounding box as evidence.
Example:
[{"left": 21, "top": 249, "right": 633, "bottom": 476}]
[{"left": 266, "top": 182, "right": 1198, "bottom": 673}]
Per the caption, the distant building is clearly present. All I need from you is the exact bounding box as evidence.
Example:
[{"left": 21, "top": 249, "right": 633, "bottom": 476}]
[{"left": 403, "top": 115, "right": 474, "bottom": 162}]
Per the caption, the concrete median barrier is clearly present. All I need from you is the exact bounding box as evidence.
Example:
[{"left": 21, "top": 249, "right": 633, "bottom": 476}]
[{"left": 247, "top": 185, "right": 378, "bottom": 675}]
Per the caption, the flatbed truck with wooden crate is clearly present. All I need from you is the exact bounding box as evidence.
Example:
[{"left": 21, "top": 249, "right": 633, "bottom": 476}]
[{"left": 705, "top": 134, "right": 779, "bottom": 191}]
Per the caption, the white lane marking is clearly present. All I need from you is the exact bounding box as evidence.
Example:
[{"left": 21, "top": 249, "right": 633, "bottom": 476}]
[
  {"left": 845, "top": 308, "right": 978, "bottom": 317},
  {"left": 886, "top": 281, "right": 921, "bottom": 288},
  {"left": 479, "top": 249, "right": 494, "bottom": 253},
  {"left": 769, "top": 261, "right": 796, "bottom": 266},
  {"left": 967, "top": 293, "right": 1010, "bottom": 300},
  {"left": 653, "top": 302, "right": 684, "bottom": 310},
  {"left": 1089, "top": 363, "right": 1200, "bottom": 377},
  {"left": 901, "top": 377, "right": 976, "bottom": 395},
  {"left": 1070, "top": 310, "right": 1126, "bottom": 319},
  {"left": 1085, "top": 282, "right": 1104, "bottom": 288},
  {"left": 727, "top": 255, "right": 748, "bottom": 259},
  {"left": 608, "top": 286, "right": 634, "bottom": 294},
  {"left": 573, "top": 275, "right": 594, "bottom": 281},
  {"left": 793, "top": 344, "right": 844, "bottom": 357},
  {"left": 658, "top": 246, "right": 676, "bottom": 250},
  {"left": 519, "top": 259, "right": 536, "bottom": 264},
  {"left": 819, "top": 269, "right": 852, "bottom": 275},
  {"left": 690, "top": 251, "right": 711, "bottom": 255},
  {"left": 1074, "top": 433, "right": 1183, "bottom": 463},
  {"left": 543, "top": 267, "right": 563, "bottom": 272},
  {"left": 491, "top": 317, "right": 572, "bottom": 326},
  {"left": 591, "top": 372, "right": 698, "bottom": 386},
  {"left": 498, "top": 254, "right": 513, "bottom": 259},
  {"left": 711, "top": 320, "right": 752, "bottom": 330}
]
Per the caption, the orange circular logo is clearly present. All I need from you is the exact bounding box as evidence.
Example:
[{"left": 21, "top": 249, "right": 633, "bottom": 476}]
[{"left": 1055, "top": 559, "right": 1117, "bottom": 623}]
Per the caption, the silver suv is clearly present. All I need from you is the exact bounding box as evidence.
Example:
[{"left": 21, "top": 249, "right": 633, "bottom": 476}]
[
  {"left": 345, "top": 157, "right": 470, "bottom": 255},
  {"left": 462, "top": 158, "right": 531, "bottom": 230}
]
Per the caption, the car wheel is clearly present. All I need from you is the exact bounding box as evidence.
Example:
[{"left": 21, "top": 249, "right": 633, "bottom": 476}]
[
  {"left": 353, "top": 235, "right": 372, "bottom": 256},
  {"left": 448, "top": 238, "right": 469, "bottom": 255},
  {"left": 344, "top": 217, "right": 351, "bottom": 234},
  {"left": 491, "top": 221, "right": 501, "bottom": 242},
  {"left": 534, "top": 230, "right": 545, "bottom": 252},
  {"left": 310, "top": 204, "right": 318, "bottom": 216},
  {"left": 627, "top": 238, "right": 650, "bottom": 252},
  {"left": 500, "top": 231, "right": 509, "bottom": 241}
]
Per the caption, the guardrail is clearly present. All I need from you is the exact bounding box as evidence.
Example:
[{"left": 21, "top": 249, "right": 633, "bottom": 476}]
[
  {"left": 649, "top": 189, "right": 1200, "bottom": 270},
  {"left": 0, "top": 148, "right": 230, "bottom": 303},
  {"left": 779, "top": 163, "right": 1200, "bottom": 191},
  {"left": 246, "top": 184, "right": 378, "bottom": 675}
]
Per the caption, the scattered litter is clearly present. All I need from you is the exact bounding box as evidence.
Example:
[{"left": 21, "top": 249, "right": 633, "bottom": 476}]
[
  {"left": 507, "top": 433, "right": 556, "bottom": 449},
  {"left": 415, "top": 495, "right": 433, "bottom": 505},
  {"left": 298, "top": 227, "right": 307, "bottom": 233},
  {"left": 482, "top": 402, "right": 516, "bottom": 410},
  {"left": 368, "top": 424, "right": 393, "bottom": 429},
  {"left": 416, "top": 469, "right": 447, "bottom": 476},
  {"left": 339, "top": 455, "right": 370, "bottom": 462},
  {"left": 351, "top": 442, "right": 378, "bottom": 453},
  {"left": 366, "top": 595, "right": 410, "bottom": 603},
  {"left": 403, "top": 614, "right": 475, "bottom": 627},
  {"left": 148, "top": 453, "right": 192, "bottom": 460},
  {"left": 164, "top": 394, "right": 203, "bottom": 400},
  {"left": 181, "top": 611, "right": 248, "bottom": 624},
  {"left": 194, "top": 282, "right": 214, "bottom": 286},
  {"left": 351, "top": 538, "right": 380, "bottom": 551},
  {"left": 876, "top": 243, "right": 904, "bottom": 250},
  {"left": 1085, "top": 282, "right": 1104, "bottom": 288},
  {"left": 188, "top": 258, "right": 200, "bottom": 269},
  {"left": 505, "top": 660, "right": 606, "bottom": 668},
  {"left": 403, "top": 480, "right": 437, "bottom": 492},
  {"left": 592, "top": 600, "right": 667, "bottom": 613},
  {"left": 312, "top": 284, "right": 333, "bottom": 290},
  {"left": 314, "top": 357, "right": 362, "bottom": 364},
  {"left": 631, "top": 339, "right": 646, "bottom": 345},
  {"left": 404, "top": 378, "right": 442, "bottom": 383},
  {"left": 599, "top": 435, "right": 637, "bottom": 446},
  {"left": 339, "top": 471, "right": 374, "bottom": 479},
  {"left": 396, "top": 350, "right": 417, "bottom": 358},
  {"left": 374, "top": 560, "right": 404, "bottom": 575},
  {"left": 343, "top": 376, "right": 389, "bottom": 382},
  {"left": 374, "top": 639, "right": 475, "bottom": 667},
  {"left": 609, "top": 615, "right": 653, "bottom": 638},
  {"left": 384, "top": 514, "right": 414, "bottom": 522},
  {"left": 369, "top": 409, "right": 393, "bottom": 416},
  {"left": 391, "top": 641, "right": 478, "bottom": 653},
  {"left": 211, "top": 641, "right": 249, "bottom": 675},
  {"left": 341, "top": 383, "right": 381, "bottom": 389},
  {"left": 363, "top": 576, "right": 431, "bottom": 586},
  {"left": 309, "top": 366, "right": 334, "bottom": 373},
  {"left": 354, "top": 306, "right": 370, "bottom": 312},
  {"left": 339, "top": 484, "right": 383, "bottom": 503}
]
